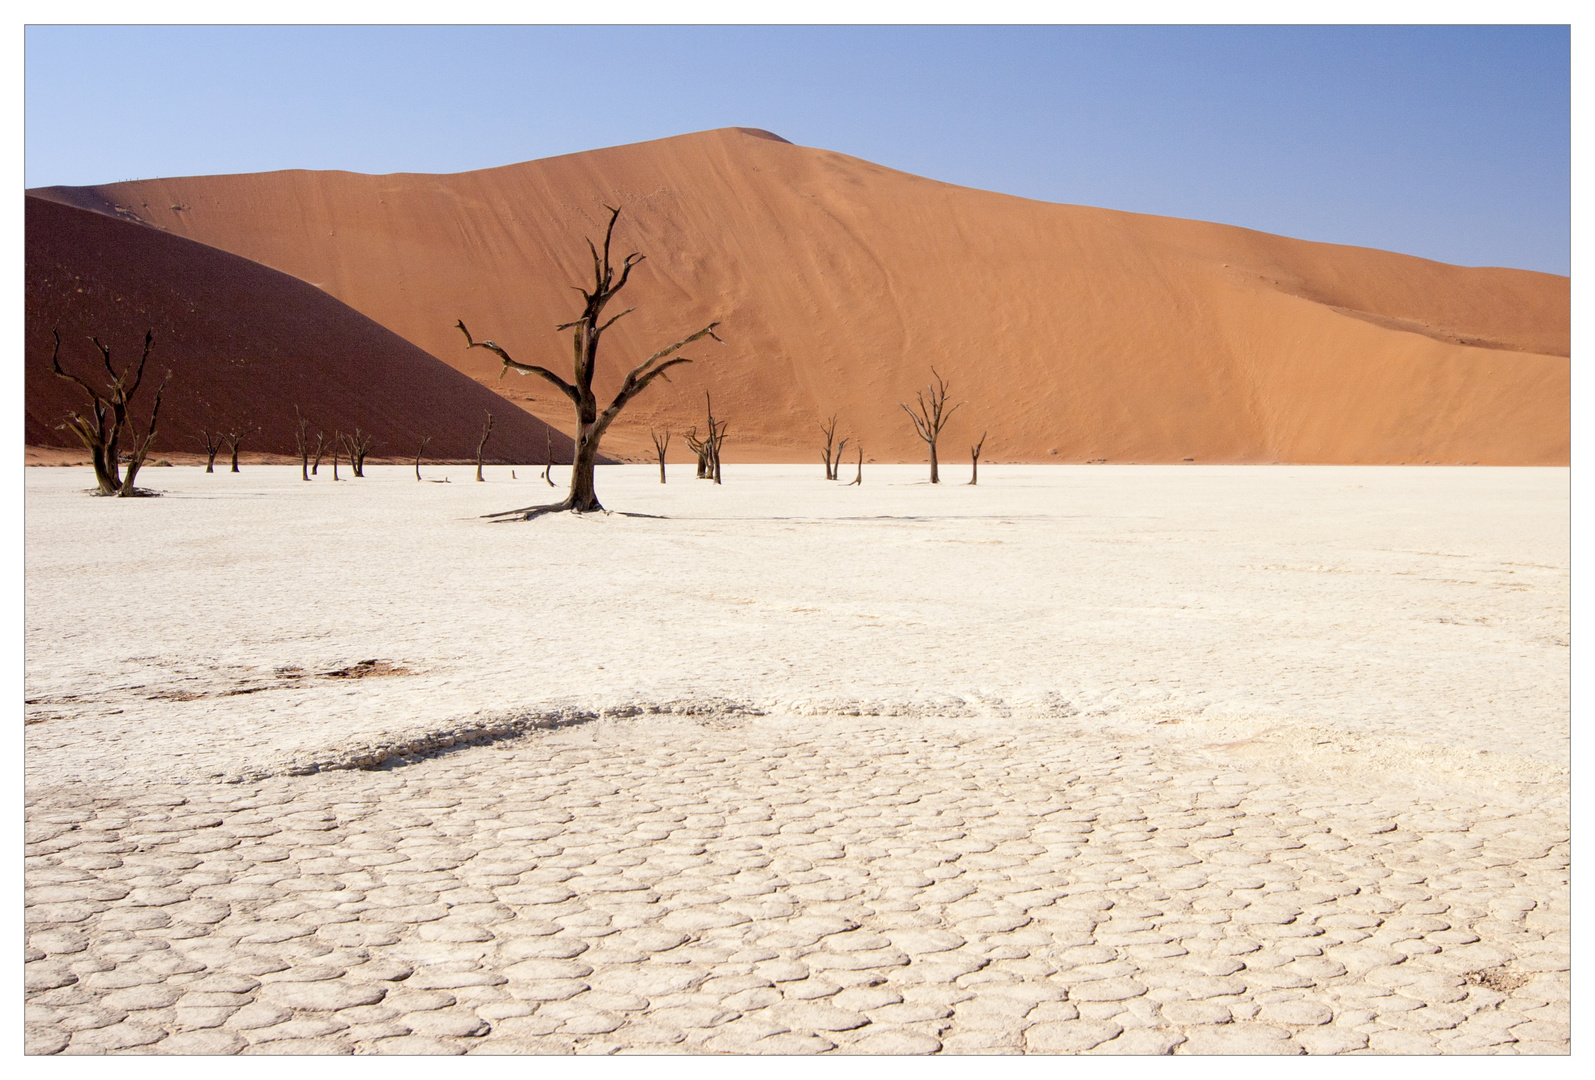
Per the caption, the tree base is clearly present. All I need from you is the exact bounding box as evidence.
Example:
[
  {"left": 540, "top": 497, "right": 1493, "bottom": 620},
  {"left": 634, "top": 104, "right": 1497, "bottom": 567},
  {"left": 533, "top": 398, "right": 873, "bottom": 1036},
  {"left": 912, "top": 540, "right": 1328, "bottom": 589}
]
[{"left": 483, "top": 495, "right": 605, "bottom": 521}]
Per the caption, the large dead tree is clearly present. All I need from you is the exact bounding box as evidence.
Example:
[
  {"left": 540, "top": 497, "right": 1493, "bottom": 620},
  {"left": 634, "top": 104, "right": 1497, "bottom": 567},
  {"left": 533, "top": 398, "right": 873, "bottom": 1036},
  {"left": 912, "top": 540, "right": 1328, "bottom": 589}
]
[
  {"left": 475, "top": 411, "right": 494, "bottom": 482},
  {"left": 458, "top": 205, "right": 721, "bottom": 517},
  {"left": 969, "top": 430, "right": 987, "bottom": 485},
  {"left": 651, "top": 427, "right": 671, "bottom": 484},
  {"left": 900, "top": 367, "right": 962, "bottom": 484},
  {"left": 49, "top": 328, "right": 169, "bottom": 496}
]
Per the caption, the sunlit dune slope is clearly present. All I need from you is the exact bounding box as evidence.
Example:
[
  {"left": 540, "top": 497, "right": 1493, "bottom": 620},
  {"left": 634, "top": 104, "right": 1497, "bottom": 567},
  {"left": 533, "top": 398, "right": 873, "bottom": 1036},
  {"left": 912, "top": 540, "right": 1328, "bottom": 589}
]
[
  {"left": 31, "top": 127, "right": 1569, "bottom": 465},
  {"left": 25, "top": 196, "right": 581, "bottom": 464}
]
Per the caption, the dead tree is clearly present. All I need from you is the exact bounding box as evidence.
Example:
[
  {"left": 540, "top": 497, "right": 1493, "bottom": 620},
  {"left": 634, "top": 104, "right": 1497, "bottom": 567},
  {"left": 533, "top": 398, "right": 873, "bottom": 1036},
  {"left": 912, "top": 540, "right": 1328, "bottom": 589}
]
[
  {"left": 968, "top": 431, "right": 987, "bottom": 485},
  {"left": 651, "top": 427, "right": 671, "bottom": 483},
  {"left": 311, "top": 432, "right": 326, "bottom": 475},
  {"left": 458, "top": 205, "right": 721, "bottom": 517},
  {"left": 49, "top": 328, "right": 169, "bottom": 496},
  {"left": 848, "top": 444, "right": 863, "bottom": 485},
  {"left": 703, "top": 392, "right": 727, "bottom": 485},
  {"left": 224, "top": 425, "right": 252, "bottom": 474},
  {"left": 900, "top": 367, "right": 962, "bottom": 484},
  {"left": 414, "top": 435, "right": 431, "bottom": 481},
  {"left": 293, "top": 407, "right": 311, "bottom": 481},
  {"left": 341, "top": 429, "right": 375, "bottom": 477},
  {"left": 331, "top": 432, "right": 342, "bottom": 480},
  {"left": 475, "top": 411, "right": 494, "bottom": 481},
  {"left": 683, "top": 427, "right": 710, "bottom": 478},
  {"left": 542, "top": 429, "right": 556, "bottom": 486},
  {"left": 820, "top": 415, "right": 843, "bottom": 480},
  {"left": 195, "top": 429, "right": 223, "bottom": 473}
]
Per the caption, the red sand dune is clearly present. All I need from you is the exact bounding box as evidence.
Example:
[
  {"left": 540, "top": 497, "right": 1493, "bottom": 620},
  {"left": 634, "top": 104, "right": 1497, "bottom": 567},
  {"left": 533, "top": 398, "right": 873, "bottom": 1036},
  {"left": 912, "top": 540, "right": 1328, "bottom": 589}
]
[
  {"left": 25, "top": 195, "right": 580, "bottom": 465},
  {"left": 30, "top": 127, "right": 1569, "bottom": 465}
]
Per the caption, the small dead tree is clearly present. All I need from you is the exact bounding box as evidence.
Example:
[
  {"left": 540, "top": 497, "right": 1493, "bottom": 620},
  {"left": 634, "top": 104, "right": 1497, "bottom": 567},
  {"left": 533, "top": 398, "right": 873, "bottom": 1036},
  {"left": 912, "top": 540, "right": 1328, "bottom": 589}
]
[
  {"left": 968, "top": 431, "right": 987, "bottom": 485},
  {"left": 900, "top": 367, "right": 962, "bottom": 484},
  {"left": 195, "top": 429, "right": 224, "bottom": 473},
  {"left": 331, "top": 431, "right": 342, "bottom": 481},
  {"left": 651, "top": 427, "right": 671, "bottom": 483},
  {"left": 49, "top": 328, "right": 169, "bottom": 496},
  {"left": 683, "top": 427, "right": 710, "bottom": 478},
  {"left": 704, "top": 393, "right": 727, "bottom": 485},
  {"left": 311, "top": 432, "right": 326, "bottom": 475},
  {"left": 458, "top": 205, "right": 722, "bottom": 517},
  {"left": 848, "top": 444, "right": 863, "bottom": 485},
  {"left": 542, "top": 429, "right": 556, "bottom": 486},
  {"left": 475, "top": 411, "right": 494, "bottom": 482},
  {"left": 342, "top": 428, "right": 375, "bottom": 477},
  {"left": 224, "top": 424, "right": 253, "bottom": 474},
  {"left": 820, "top": 415, "right": 844, "bottom": 480},
  {"left": 293, "top": 406, "right": 311, "bottom": 481},
  {"left": 414, "top": 435, "right": 431, "bottom": 481}
]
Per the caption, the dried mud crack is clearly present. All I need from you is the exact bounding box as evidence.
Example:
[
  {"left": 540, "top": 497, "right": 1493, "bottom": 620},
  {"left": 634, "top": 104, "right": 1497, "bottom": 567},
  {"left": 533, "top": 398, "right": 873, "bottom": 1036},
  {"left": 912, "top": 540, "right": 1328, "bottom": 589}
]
[{"left": 25, "top": 716, "right": 1569, "bottom": 1056}]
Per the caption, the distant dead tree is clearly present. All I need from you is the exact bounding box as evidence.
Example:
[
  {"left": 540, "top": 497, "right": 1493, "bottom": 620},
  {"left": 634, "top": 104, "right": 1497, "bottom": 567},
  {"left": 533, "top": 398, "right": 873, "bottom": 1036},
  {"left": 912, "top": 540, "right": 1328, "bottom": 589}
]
[
  {"left": 819, "top": 415, "right": 850, "bottom": 480},
  {"left": 414, "top": 435, "right": 431, "bottom": 481},
  {"left": 683, "top": 426, "right": 710, "bottom": 478},
  {"left": 342, "top": 428, "right": 375, "bottom": 477},
  {"left": 294, "top": 406, "right": 312, "bottom": 481},
  {"left": 687, "top": 392, "right": 728, "bottom": 484},
  {"left": 900, "top": 367, "right": 962, "bottom": 484},
  {"left": 651, "top": 427, "right": 671, "bottom": 483},
  {"left": 458, "top": 204, "right": 722, "bottom": 517},
  {"left": 331, "top": 431, "right": 342, "bottom": 481},
  {"left": 968, "top": 431, "right": 987, "bottom": 485},
  {"left": 848, "top": 444, "right": 863, "bottom": 485},
  {"left": 195, "top": 428, "right": 223, "bottom": 473},
  {"left": 224, "top": 423, "right": 254, "bottom": 474},
  {"left": 49, "top": 328, "right": 169, "bottom": 496},
  {"left": 542, "top": 429, "right": 556, "bottom": 486},
  {"left": 475, "top": 411, "right": 494, "bottom": 481},
  {"left": 311, "top": 431, "right": 326, "bottom": 475}
]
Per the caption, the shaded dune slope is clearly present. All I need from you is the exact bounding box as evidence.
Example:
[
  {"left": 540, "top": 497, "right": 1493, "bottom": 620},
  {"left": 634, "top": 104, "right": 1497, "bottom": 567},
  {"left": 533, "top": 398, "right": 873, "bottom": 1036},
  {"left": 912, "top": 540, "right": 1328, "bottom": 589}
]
[
  {"left": 32, "top": 127, "right": 1569, "bottom": 465},
  {"left": 25, "top": 196, "right": 581, "bottom": 464}
]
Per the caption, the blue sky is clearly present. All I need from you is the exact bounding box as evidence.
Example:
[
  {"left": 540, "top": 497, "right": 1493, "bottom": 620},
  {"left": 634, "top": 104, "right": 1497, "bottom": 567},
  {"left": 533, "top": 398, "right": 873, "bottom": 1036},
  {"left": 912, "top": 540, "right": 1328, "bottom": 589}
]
[{"left": 23, "top": 24, "right": 1570, "bottom": 274}]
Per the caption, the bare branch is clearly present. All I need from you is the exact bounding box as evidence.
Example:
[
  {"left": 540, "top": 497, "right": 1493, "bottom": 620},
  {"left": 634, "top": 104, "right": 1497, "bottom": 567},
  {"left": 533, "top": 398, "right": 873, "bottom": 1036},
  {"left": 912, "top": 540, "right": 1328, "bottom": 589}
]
[{"left": 457, "top": 318, "right": 579, "bottom": 404}]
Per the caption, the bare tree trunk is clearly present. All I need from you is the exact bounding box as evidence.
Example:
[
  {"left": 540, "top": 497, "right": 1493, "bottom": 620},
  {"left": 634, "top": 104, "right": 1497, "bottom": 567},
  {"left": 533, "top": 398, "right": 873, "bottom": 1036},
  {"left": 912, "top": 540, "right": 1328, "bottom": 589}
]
[
  {"left": 820, "top": 415, "right": 838, "bottom": 480},
  {"left": 343, "top": 429, "right": 374, "bottom": 478},
  {"left": 294, "top": 407, "right": 310, "bottom": 481},
  {"left": 311, "top": 432, "right": 325, "bottom": 476},
  {"left": 969, "top": 430, "right": 987, "bottom": 485},
  {"left": 331, "top": 436, "right": 341, "bottom": 481},
  {"left": 543, "top": 429, "right": 556, "bottom": 486},
  {"left": 50, "top": 328, "right": 167, "bottom": 495},
  {"left": 651, "top": 427, "right": 671, "bottom": 483},
  {"left": 414, "top": 436, "right": 431, "bottom": 481},
  {"left": 459, "top": 206, "right": 721, "bottom": 519},
  {"left": 117, "top": 376, "right": 168, "bottom": 497},
  {"left": 197, "top": 430, "right": 222, "bottom": 473},
  {"left": 476, "top": 411, "right": 494, "bottom": 481},
  {"left": 900, "top": 368, "right": 962, "bottom": 485},
  {"left": 849, "top": 444, "right": 863, "bottom": 485},
  {"left": 225, "top": 427, "right": 249, "bottom": 473}
]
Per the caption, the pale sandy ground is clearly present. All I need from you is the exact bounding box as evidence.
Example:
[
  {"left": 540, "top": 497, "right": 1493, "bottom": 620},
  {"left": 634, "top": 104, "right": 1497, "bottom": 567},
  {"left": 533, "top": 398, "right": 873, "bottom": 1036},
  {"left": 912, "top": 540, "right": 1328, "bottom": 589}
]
[{"left": 24, "top": 464, "right": 1569, "bottom": 1055}]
